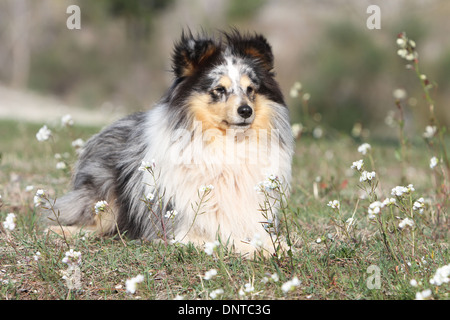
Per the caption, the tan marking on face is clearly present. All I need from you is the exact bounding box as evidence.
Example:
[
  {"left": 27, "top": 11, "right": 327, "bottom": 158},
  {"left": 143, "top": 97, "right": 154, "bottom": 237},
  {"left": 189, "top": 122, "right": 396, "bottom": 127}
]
[
  {"left": 218, "top": 76, "right": 232, "bottom": 90},
  {"left": 251, "top": 94, "right": 273, "bottom": 131},
  {"left": 240, "top": 75, "right": 252, "bottom": 91}
]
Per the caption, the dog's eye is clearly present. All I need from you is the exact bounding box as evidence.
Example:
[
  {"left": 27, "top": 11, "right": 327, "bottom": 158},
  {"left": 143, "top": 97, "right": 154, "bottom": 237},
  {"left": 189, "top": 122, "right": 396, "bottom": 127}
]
[
  {"left": 246, "top": 86, "right": 254, "bottom": 95},
  {"left": 213, "top": 86, "right": 226, "bottom": 96}
]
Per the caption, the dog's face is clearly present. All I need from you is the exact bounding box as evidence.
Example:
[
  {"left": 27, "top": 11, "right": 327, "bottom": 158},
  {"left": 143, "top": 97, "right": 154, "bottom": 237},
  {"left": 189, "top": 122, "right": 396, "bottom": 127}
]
[{"left": 170, "top": 30, "right": 285, "bottom": 133}]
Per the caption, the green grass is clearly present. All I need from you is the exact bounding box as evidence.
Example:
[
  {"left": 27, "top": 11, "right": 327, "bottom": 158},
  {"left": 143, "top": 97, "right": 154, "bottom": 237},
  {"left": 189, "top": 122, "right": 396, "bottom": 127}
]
[{"left": 0, "top": 117, "right": 448, "bottom": 300}]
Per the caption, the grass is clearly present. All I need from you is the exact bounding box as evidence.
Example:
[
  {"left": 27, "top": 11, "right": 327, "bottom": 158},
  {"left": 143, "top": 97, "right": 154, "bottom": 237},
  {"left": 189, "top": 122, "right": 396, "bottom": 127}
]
[
  {"left": 0, "top": 33, "right": 448, "bottom": 301},
  {"left": 0, "top": 116, "right": 448, "bottom": 300}
]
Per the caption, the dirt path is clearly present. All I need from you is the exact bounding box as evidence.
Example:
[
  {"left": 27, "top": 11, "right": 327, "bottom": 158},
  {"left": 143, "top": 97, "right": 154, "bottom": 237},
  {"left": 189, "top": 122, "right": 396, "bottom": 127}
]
[{"left": 0, "top": 85, "right": 126, "bottom": 126}]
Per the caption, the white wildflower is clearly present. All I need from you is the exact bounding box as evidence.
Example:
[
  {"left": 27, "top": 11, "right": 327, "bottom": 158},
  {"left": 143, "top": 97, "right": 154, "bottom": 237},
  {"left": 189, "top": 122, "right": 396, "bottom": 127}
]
[
  {"left": 62, "top": 249, "right": 82, "bottom": 267},
  {"left": 399, "top": 217, "right": 414, "bottom": 230},
  {"left": 357, "top": 143, "right": 371, "bottom": 155},
  {"left": 289, "top": 82, "right": 302, "bottom": 98},
  {"left": 94, "top": 200, "right": 108, "bottom": 214},
  {"left": 281, "top": 276, "right": 301, "bottom": 293},
  {"left": 351, "top": 159, "right": 364, "bottom": 171},
  {"left": 138, "top": 160, "right": 156, "bottom": 172},
  {"left": 396, "top": 38, "right": 406, "bottom": 48},
  {"left": 56, "top": 162, "right": 66, "bottom": 170},
  {"left": 125, "top": 274, "right": 144, "bottom": 294},
  {"left": 271, "top": 273, "right": 279, "bottom": 282},
  {"left": 391, "top": 184, "right": 414, "bottom": 197},
  {"left": 429, "top": 264, "right": 450, "bottom": 286},
  {"left": 410, "top": 279, "right": 418, "bottom": 287},
  {"left": 413, "top": 197, "right": 425, "bottom": 214},
  {"left": 204, "top": 241, "right": 220, "bottom": 255},
  {"left": 382, "top": 198, "right": 396, "bottom": 207},
  {"left": 61, "top": 114, "right": 74, "bottom": 127},
  {"left": 25, "top": 185, "right": 34, "bottom": 192},
  {"left": 429, "top": 157, "right": 439, "bottom": 169},
  {"left": 2, "top": 213, "right": 16, "bottom": 231},
  {"left": 393, "top": 88, "right": 407, "bottom": 100},
  {"left": 255, "top": 173, "right": 280, "bottom": 192},
  {"left": 71, "top": 138, "right": 85, "bottom": 149},
  {"left": 203, "top": 269, "right": 217, "bottom": 280},
  {"left": 33, "top": 251, "right": 41, "bottom": 261},
  {"left": 415, "top": 289, "right": 432, "bottom": 300},
  {"left": 360, "top": 170, "right": 376, "bottom": 182},
  {"left": 209, "top": 288, "right": 224, "bottom": 299},
  {"left": 244, "top": 282, "right": 255, "bottom": 293},
  {"left": 423, "top": 126, "right": 436, "bottom": 139},
  {"left": 36, "top": 125, "right": 52, "bottom": 142},
  {"left": 33, "top": 189, "right": 46, "bottom": 207},
  {"left": 291, "top": 123, "right": 303, "bottom": 138},
  {"left": 145, "top": 193, "right": 154, "bottom": 201},
  {"left": 250, "top": 233, "right": 263, "bottom": 249},
  {"left": 199, "top": 184, "right": 214, "bottom": 193},
  {"left": 327, "top": 200, "right": 340, "bottom": 210},
  {"left": 368, "top": 201, "right": 384, "bottom": 219},
  {"left": 164, "top": 210, "right": 178, "bottom": 219}
]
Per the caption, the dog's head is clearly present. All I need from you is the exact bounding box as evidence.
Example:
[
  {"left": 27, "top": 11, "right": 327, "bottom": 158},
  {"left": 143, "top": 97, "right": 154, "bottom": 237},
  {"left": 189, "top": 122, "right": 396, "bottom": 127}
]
[{"left": 169, "top": 30, "right": 285, "bottom": 133}]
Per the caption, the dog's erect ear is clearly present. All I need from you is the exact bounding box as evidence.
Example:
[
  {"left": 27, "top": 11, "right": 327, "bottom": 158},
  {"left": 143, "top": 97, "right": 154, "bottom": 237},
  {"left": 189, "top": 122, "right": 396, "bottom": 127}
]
[
  {"left": 226, "top": 31, "right": 274, "bottom": 72},
  {"left": 171, "top": 31, "right": 220, "bottom": 78}
]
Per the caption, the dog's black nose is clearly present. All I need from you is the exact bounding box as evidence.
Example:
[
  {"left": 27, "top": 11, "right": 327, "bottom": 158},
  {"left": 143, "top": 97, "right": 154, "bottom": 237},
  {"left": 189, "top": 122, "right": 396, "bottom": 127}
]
[{"left": 237, "top": 105, "right": 253, "bottom": 119}]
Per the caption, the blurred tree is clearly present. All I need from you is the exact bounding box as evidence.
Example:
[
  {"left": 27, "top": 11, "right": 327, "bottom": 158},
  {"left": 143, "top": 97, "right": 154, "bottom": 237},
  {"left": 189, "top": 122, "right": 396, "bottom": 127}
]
[
  {"left": 227, "top": 0, "right": 267, "bottom": 21},
  {"left": 106, "top": 0, "right": 174, "bottom": 41}
]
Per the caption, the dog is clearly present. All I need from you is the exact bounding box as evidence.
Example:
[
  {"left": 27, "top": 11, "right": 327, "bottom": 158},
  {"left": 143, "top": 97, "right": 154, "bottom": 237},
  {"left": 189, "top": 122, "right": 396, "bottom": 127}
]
[{"left": 44, "top": 30, "right": 294, "bottom": 256}]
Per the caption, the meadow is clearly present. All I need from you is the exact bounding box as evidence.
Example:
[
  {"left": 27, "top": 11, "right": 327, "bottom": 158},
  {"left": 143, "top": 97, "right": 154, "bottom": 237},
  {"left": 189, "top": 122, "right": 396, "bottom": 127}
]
[{"left": 0, "top": 33, "right": 448, "bottom": 301}]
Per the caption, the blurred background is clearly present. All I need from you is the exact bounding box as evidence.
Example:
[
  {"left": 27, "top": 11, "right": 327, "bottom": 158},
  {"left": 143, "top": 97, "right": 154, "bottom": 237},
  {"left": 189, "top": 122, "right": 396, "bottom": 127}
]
[{"left": 0, "top": 0, "right": 449, "bottom": 138}]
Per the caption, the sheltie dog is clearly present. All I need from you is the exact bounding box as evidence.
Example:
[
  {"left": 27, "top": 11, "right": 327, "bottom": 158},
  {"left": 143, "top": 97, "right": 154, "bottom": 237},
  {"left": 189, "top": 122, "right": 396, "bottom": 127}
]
[{"left": 44, "top": 30, "right": 294, "bottom": 256}]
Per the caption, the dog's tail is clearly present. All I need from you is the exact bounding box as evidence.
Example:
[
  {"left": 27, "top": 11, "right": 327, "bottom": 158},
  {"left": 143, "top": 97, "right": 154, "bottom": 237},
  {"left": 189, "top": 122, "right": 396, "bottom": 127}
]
[{"left": 42, "top": 189, "right": 95, "bottom": 227}]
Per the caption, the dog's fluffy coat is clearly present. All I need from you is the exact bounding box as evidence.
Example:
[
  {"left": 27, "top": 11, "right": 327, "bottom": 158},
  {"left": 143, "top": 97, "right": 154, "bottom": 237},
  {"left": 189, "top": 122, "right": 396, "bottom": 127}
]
[{"left": 45, "top": 30, "right": 294, "bottom": 255}]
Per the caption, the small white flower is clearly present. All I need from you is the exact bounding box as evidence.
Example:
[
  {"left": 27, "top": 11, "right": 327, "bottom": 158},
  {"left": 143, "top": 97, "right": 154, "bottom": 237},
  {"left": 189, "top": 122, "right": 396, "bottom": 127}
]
[
  {"left": 391, "top": 184, "right": 414, "bottom": 197},
  {"left": 351, "top": 159, "right": 364, "bottom": 171},
  {"left": 199, "top": 184, "right": 214, "bottom": 193},
  {"left": 25, "top": 185, "right": 34, "bottom": 192},
  {"left": 33, "top": 189, "right": 46, "bottom": 207},
  {"left": 138, "top": 160, "right": 156, "bottom": 172},
  {"left": 399, "top": 217, "right": 414, "bottom": 230},
  {"left": 256, "top": 173, "right": 280, "bottom": 192},
  {"left": 61, "top": 114, "right": 74, "bottom": 127},
  {"left": 410, "top": 279, "right": 418, "bottom": 287},
  {"left": 429, "top": 264, "right": 450, "bottom": 286},
  {"left": 244, "top": 282, "right": 255, "bottom": 293},
  {"left": 164, "top": 210, "right": 178, "bottom": 219},
  {"left": 429, "top": 157, "right": 439, "bottom": 169},
  {"left": 271, "top": 273, "right": 279, "bottom": 282},
  {"left": 393, "top": 88, "right": 407, "bottom": 100},
  {"left": 125, "top": 274, "right": 144, "bottom": 294},
  {"left": 71, "top": 138, "right": 85, "bottom": 149},
  {"left": 312, "top": 127, "right": 323, "bottom": 139},
  {"left": 209, "top": 288, "right": 224, "bottom": 299},
  {"left": 368, "top": 201, "right": 384, "bottom": 219},
  {"left": 357, "top": 143, "right": 371, "bottom": 155},
  {"left": 94, "top": 200, "right": 108, "bottom": 214},
  {"left": 203, "top": 269, "right": 217, "bottom": 280},
  {"left": 291, "top": 123, "right": 303, "bottom": 138},
  {"left": 36, "top": 125, "right": 52, "bottom": 142},
  {"left": 281, "top": 276, "right": 301, "bottom": 293},
  {"left": 145, "top": 193, "right": 154, "bottom": 201},
  {"left": 56, "top": 162, "right": 67, "bottom": 170},
  {"left": 289, "top": 82, "right": 302, "bottom": 98},
  {"left": 396, "top": 38, "right": 407, "bottom": 48},
  {"left": 413, "top": 197, "right": 425, "bottom": 214},
  {"left": 382, "top": 197, "right": 396, "bottom": 207},
  {"left": 397, "top": 48, "right": 408, "bottom": 58},
  {"left": 415, "top": 289, "right": 432, "bottom": 300},
  {"left": 62, "top": 249, "right": 82, "bottom": 267},
  {"left": 2, "top": 213, "right": 16, "bottom": 231},
  {"left": 327, "top": 200, "right": 340, "bottom": 210},
  {"left": 250, "top": 233, "right": 263, "bottom": 249},
  {"left": 204, "top": 241, "right": 220, "bottom": 255},
  {"left": 360, "top": 171, "right": 376, "bottom": 182},
  {"left": 33, "top": 251, "right": 41, "bottom": 261},
  {"left": 423, "top": 126, "right": 437, "bottom": 139}
]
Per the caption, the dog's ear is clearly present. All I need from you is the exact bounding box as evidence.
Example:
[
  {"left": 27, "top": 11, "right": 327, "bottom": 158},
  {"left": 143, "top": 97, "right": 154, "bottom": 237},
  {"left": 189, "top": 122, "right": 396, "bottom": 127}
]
[
  {"left": 171, "top": 31, "right": 220, "bottom": 78},
  {"left": 226, "top": 31, "right": 274, "bottom": 72}
]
